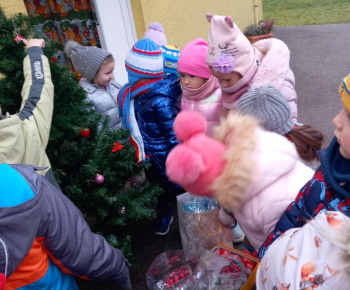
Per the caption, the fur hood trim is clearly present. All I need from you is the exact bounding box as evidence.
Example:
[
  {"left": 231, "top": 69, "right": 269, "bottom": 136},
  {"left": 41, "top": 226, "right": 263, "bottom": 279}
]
[
  {"left": 212, "top": 113, "right": 258, "bottom": 211},
  {"left": 251, "top": 38, "right": 291, "bottom": 90}
]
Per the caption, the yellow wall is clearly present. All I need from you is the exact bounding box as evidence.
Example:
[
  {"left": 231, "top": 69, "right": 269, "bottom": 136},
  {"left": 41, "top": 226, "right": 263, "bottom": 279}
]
[
  {"left": 0, "top": 0, "right": 26, "bottom": 16},
  {"left": 131, "top": 0, "right": 263, "bottom": 49}
]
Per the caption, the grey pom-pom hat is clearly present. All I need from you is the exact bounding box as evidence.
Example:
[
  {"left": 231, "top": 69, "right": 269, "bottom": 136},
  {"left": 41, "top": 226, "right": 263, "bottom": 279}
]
[
  {"left": 237, "top": 84, "right": 294, "bottom": 135},
  {"left": 64, "top": 41, "right": 112, "bottom": 82}
]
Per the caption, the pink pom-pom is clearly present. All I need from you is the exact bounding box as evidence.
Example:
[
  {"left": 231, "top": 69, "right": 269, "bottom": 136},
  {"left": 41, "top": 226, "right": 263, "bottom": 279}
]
[
  {"left": 148, "top": 22, "right": 164, "bottom": 32},
  {"left": 173, "top": 111, "right": 207, "bottom": 141},
  {"left": 212, "top": 54, "right": 235, "bottom": 74},
  {"left": 166, "top": 145, "right": 205, "bottom": 185}
]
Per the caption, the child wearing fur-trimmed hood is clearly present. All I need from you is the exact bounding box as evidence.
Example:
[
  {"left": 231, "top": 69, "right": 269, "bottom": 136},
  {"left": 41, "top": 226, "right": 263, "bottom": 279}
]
[{"left": 206, "top": 13, "right": 298, "bottom": 122}]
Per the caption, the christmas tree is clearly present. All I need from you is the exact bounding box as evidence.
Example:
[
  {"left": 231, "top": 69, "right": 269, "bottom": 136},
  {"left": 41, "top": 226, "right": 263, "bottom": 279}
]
[{"left": 0, "top": 7, "right": 162, "bottom": 262}]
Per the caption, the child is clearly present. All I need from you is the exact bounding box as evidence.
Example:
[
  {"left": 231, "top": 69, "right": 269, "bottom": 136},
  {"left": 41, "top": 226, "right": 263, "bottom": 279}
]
[
  {"left": 256, "top": 211, "right": 350, "bottom": 289},
  {"left": 205, "top": 13, "right": 298, "bottom": 122},
  {"left": 118, "top": 38, "right": 183, "bottom": 235},
  {"left": 258, "top": 73, "right": 350, "bottom": 259},
  {"left": 166, "top": 110, "right": 314, "bottom": 251},
  {"left": 0, "top": 38, "right": 58, "bottom": 187},
  {"left": 177, "top": 38, "right": 222, "bottom": 137},
  {"left": 64, "top": 41, "right": 122, "bottom": 131},
  {"left": 143, "top": 22, "right": 180, "bottom": 75},
  {"left": 237, "top": 84, "right": 324, "bottom": 170},
  {"left": 0, "top": 164, "right": 131, "bottom": 289}
]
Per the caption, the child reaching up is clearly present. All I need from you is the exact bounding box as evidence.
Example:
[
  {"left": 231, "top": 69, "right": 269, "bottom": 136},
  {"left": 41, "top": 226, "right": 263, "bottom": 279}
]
[
  {"left": 177, "top": 38, "right": 222, "bottom": 137},
  {"left": 257, "top": 211, "right": 350, "bottom": 289},
  {"left": 64, "top": 41, "right": 122, "bottom": 131},
  {"left": 205, "top": 13, "right": 298, "bottom": 122},
  {"left": 258, "top": 72, "right": 350, "bottom": 259},
  {"left": 166, "top": 110, "right": 314, "bottom": 251},
  {"left": 237, "top": 84, "right": 325, "bottom": 170},
  {"left": 118, "top": 38, "right": 183, "bottom": 235}
]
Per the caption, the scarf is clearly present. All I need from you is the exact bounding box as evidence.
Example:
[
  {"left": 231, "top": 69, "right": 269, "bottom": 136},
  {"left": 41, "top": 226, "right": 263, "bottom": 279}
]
[
  {"left": 118, "top": 77, "right": 163, "bottom": 163},
  {"left": 221, "top": 48, "right": 263, "bottom": 110},
  {"left": 181, "top": 75, "right": 219, "bottom": 100},
  {"left": 325, "top": 137, "right": 350, "bottom": 198}
]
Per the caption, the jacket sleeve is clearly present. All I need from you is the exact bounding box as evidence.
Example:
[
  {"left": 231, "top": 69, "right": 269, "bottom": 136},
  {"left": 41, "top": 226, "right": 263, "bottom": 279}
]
[
  {"left": 38, "top": 177, "right": 130, "bottom": 285},
  {"left": 156, "top": 96, "right": 180, "bottom": 154},
  {"left": 258, "top": 178, "right": 312, "bottom": 259},
  {"left": 280, "top": 69, "right": 298, "bottom": 122},
  {"left": 18, "top": 46, "right": 54, "bottom": 149}
]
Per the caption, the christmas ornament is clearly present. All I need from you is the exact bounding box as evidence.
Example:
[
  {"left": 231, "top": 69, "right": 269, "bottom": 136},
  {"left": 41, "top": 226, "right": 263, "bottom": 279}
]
[
  {"left": 95, "top": 174, "right": 104, "bottom": 184},
  {"left": 80, "top": 127, "right": 90, "bottom": 138},
  {"left": 112, "top": 142, "right": 124, "bottom": 152},
  {"left": 12, "top": 19, "right": 24, "bottom": 43},
  {"left": 121, "top": 206, "right": 126, "bottom": 214}
]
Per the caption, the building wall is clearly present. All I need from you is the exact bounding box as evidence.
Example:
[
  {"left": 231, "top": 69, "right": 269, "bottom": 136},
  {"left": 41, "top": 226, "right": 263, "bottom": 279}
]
[
  {"left": 0, "top": 0, "right": 26, "bottom": 16},
  {"left": 131, "top": 0, "right": 263, "bottom": 49}
]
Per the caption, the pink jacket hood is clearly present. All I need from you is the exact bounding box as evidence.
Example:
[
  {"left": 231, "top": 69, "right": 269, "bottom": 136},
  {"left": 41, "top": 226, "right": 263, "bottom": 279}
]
[
  {"left": 212, "top": 113, "right": 314, "bottom": 250},
  {"left": 251, "top": 38, "right": 298, "bottom": 122}
]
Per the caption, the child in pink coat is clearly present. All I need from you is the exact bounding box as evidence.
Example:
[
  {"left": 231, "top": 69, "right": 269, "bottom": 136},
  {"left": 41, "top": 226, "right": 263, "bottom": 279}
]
[
  {"left": 206, "top": 13, "right": 298, "bottom": 122},
  {"left": 166, "top": 111, "right": 314, "bottom": 251},
  {"left": 178, "top": 38, "right": 222, "bottom": 137}
]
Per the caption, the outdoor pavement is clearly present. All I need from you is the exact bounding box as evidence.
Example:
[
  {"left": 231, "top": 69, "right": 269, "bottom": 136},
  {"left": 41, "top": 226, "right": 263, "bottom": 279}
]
[{"left": 76, "top": 23, "right": 350, "bottom": 290}]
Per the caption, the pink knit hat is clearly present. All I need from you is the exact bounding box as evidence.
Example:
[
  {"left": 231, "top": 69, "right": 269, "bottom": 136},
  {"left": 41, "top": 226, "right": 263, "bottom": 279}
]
[
  {"left": 143, "top": 22, "right": 167, "bottom": 47},
  {"left": 177, "top": 38, "right": 212, "bottom": 79},
  {"left": 166, "top": 111, "right": 227, "bottom": 197},
  {"left": 206, "top": 13, "right": 255, "bottom": 77}
]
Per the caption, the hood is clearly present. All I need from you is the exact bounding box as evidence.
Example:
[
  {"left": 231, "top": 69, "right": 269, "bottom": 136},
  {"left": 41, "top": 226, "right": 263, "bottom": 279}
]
[
  {"left": 212, "top": 113, "right": 301, "bottom": 211},
  {"left": 251, "top": 38, "right": 291, "bottom": 90},
  {"left": 145, "top": 73, "right": 182, "bottom": 103}
]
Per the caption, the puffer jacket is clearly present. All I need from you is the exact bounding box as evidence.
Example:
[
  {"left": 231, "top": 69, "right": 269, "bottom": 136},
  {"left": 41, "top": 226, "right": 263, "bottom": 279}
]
[
  {"left": 79, "top": 78, "right": 122, "bottom": 131},
  {"left": 258, "top": 137, "right": 350, "bottom": 259},
  {"left": 251, "top": 38, "right": 298, "bottom": 122},
  {"left": 0, "top": 164, "right": 130, "bottom": 290},
  {"left": 135, "top": 74, "right": 182, "bottom": 193},
  {"left": 212, "top": 114, "right": 314, "bottom": 250},
  {"left": 0, "top": 46, "right": 57, "bottom": 187},
  {"left": 180, "top": 76, "right": 222, "bottom": 137}
]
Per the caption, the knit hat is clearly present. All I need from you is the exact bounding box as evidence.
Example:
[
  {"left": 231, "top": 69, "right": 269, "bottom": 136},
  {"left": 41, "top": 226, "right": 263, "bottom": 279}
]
[
  {"left": 177, "top": 38, "right": 212, "bottom": 79},
  {"left": 206, "top": 13, "right": 255, "bottom": 77},
  {"left": 166, "top": 111, "right": 227, "bottom": 197},
  {"left": 160, "top": 45, "right": 180, "bottom": 75},
  {"left": 125, "top": 38, "right": 164, "bottom": 86},
  {"left": 143, "top": 22, "right": 167, "bottom": 47},
  {"left": 64, "top": 41, "right": 112, "bottom": 82},
  {"left": 236, "top": 84, "right": 294, "bottom": 135},
  {"left": 339, "top": 73, "right": 350, "bottom": 112}
]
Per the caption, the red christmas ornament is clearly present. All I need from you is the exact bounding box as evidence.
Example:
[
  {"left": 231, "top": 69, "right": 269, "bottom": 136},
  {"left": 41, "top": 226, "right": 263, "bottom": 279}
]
[
  {"left": 95, "top": 174, "right": 104, "bottom": 184},
  {"left": 112, "top": 142, "right": 124, "bottom": 153},
  {"left": 80, "top": 128, "right": 90, "bottom": 138}
]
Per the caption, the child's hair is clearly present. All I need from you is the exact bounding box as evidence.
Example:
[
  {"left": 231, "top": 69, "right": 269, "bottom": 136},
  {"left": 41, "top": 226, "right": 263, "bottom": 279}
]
[
  {"left": 287, "top": 125, "right": 324, "bottom": 161},
  {"left": 102, "top": 54, "right": 114, "bottom": 65},
  {"left": 64, "top": 41, "right": 112, "bottom": 83},
  {"left": 237, "top": 84, "right": 325, "bottom": 162},
  {"left": 177, "top": 38, "right": 212, "bottom": 79}
]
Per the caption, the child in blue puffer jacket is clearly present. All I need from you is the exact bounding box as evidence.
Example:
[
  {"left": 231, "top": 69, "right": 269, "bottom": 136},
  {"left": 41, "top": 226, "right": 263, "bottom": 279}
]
[
  {"left": 259, "top": 72, "right": 350, "bottom": 259},
  {"left": 118, "top": 38, "right": 184, "bottom": 236}
]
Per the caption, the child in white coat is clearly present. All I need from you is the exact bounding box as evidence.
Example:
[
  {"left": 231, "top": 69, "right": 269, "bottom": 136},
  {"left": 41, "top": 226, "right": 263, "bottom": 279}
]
[{"left": 64, "top": 41, "right": 122, "bottom": 131}]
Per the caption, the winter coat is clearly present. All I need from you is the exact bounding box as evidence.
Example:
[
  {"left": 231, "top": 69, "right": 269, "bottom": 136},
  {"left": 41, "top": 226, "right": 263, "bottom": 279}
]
[
  {"left": 258, "top": 137, "right": 350, "bottom": 259},
  {"left": 0, "top": 46, "right": 57, "bottom": 187},
  {"left": 212, "top": 114, "right": 314, "bottom": 251},
  {"left": 251, "top": 38, "right": 298, "bottom": 122},
  {"left": 0, "top": 164, "right": 130, "bottom": 289},
  {"left": 134, "top": 74, "right": 183, "bottom": 193},
  {"left": 180, "top": 76, "right": 222, "bottom": 137},
  {"left": 79, "top": 78, "right": 122, "bottom": 131}
]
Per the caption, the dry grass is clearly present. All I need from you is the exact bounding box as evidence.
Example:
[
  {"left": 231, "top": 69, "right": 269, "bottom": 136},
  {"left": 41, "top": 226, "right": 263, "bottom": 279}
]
[{"left": 263, "top": 0, "right": 350, "bottom": 26}]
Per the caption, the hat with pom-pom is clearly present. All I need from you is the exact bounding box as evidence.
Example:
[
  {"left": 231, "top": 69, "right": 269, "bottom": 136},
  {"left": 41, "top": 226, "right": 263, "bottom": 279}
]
[
  {"left": 166, "top": 111, "right": 227, "bottom": 196},
  {"left": 143, "top": 22, "right": 168, "bottom": 47},
  {"left": 125, "top": 38, "right": 164, "bottom": 86},
  {"left": 64, "top": 40, "right": 112, "bottom": 82}
]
